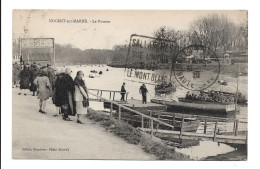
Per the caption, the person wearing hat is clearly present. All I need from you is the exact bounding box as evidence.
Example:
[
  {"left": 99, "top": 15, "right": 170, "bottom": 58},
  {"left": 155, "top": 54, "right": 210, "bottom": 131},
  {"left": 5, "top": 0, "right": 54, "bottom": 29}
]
[
  {"left": 74, "top": 70, "right": 89, "bottom": 124},
  {"left": 33, "top": 69, "right": 51, "bottom": 114},
  {"left": 52, "top": 67, "right": 61, "bottom": 116},
  {"left": 120, "top": 82, "right": 126, "bottom": 101},
  {"left": 60, "top": 68, "right": 75, "bottom": 121},
  {"left": 29, "top": 64, "right": 39, "bottom": 96},
  {"left": 53, "top": 67, "right": 66, "bottom": 117},
  {"left": 139, "top": 83, "right": 148, "bottom": 104},
  {"left": 18, "top": 64, "right": 30, "bottom": 95},
  {"left": 47, "top": 64, "right": 55, "bottom": 89}
]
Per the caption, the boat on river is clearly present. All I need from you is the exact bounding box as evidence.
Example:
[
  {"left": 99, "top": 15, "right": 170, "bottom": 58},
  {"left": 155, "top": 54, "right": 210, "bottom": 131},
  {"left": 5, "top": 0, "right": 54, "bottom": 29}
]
[
  {"left": 201, "top": 90, "right": 247, "bottom": 105},
  {"left": 150, "top": 98, "right": 236, "bottom": 115},
  {"left": 155, "top": 82, "right": 176, "bottom": 94}
]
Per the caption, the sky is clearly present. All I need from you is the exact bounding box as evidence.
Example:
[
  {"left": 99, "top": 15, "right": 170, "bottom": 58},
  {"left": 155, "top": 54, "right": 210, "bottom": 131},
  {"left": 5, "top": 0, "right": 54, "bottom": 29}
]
[{"left": 13, "top": 10, "right": 247, "bottom": 50}]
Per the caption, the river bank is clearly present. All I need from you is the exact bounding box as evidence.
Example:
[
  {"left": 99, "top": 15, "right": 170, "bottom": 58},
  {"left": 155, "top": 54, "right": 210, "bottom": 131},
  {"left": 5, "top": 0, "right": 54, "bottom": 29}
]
[
  {"left": 86, "top": 108, "right": 191, "bottom": 160},
  {"left": 12, "top": 88, "right": 155, "bottom": 160}
]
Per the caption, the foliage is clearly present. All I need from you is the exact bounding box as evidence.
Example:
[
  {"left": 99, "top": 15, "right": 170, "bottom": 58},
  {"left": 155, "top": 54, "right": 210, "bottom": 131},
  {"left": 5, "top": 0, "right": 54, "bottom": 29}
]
[
  {"left": 110, "top": 13, "right": 248, "bottom": 66},
  {"left": 190, "top": 14, "right": 248, "bottom": 51},
  {"left": 55, "top": 44, "right": 113, "bottom": 64}
]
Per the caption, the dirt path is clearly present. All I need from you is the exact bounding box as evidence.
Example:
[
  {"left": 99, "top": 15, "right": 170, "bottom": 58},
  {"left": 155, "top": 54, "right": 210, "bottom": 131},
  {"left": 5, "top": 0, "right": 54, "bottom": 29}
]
[{"left": 12, "top": 88, "right": 155, "bottom": 160}]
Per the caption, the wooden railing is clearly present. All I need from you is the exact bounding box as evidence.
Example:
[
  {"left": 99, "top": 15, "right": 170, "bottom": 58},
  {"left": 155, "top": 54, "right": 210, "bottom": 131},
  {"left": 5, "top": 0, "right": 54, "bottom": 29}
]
[
  {"left": 148, "top": 110, "right": 242, "bottom": 137},
  {"left": 88, "top": 91, "right": 247, "bottom": 143},
  {"left": 88, "top": 88, "right": 129, "bottom": 102},
  {"left": 88, "top": 91, "right": 175, "bottom": 136}
]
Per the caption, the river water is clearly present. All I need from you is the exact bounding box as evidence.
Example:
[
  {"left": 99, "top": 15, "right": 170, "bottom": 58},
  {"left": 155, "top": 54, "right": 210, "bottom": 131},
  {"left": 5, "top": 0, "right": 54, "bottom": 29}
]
[{"left": 66, "top": 64, "right": 248, "bottom": 159}]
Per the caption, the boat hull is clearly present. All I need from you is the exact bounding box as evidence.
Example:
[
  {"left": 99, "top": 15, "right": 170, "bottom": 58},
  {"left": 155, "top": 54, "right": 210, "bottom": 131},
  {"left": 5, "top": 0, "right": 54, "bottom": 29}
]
[{"left": 150, "top": 99, "right": 236, "bottom": 117}]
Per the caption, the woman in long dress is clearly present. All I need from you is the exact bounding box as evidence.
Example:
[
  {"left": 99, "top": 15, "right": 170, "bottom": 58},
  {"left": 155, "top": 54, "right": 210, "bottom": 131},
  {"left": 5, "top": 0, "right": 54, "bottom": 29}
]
[
  {"left": 52, "top": 67, "right": 61, "bottom": 116},
  {"left": 29, "top": 64, "right": 39, "bottom": 96},
  {"left": 33, "top": 69, "right": 51, "bottom": 114},
  {"left": 19, "top": 64, "right": 30, "bottom": 95},
  {"left": 74, "top": 71, "right": 89, "bottom": 124}
]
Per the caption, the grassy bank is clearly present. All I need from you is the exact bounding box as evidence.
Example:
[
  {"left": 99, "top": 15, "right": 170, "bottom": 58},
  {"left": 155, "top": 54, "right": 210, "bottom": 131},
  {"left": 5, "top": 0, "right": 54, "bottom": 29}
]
[{"left": 86, "top": 108, "right": 191, "bottom": 160}]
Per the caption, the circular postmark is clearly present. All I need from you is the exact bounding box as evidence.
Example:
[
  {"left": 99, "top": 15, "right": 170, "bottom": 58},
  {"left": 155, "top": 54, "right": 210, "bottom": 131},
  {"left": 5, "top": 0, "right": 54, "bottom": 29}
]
[{"left": 173, "top": 44, "right": 220, "bottom": 91}]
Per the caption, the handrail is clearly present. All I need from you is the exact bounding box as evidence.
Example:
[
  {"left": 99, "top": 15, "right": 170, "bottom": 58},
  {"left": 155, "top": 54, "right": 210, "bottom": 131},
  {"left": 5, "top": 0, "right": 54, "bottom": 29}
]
[
  {"left": 147, "top": 110, "right": 241, "bottom": 136},
  {"left": 88, "top": 88, "right": 129, "bottom": 94},
  {"left": 88, "top": 91, "right": 175, "bottom": 130},
  {"left": 88, "top": 91, "right": 245, "bottom": 139},
  {"left": 147, "top": 110, "right": 237, "bottom": 122}
]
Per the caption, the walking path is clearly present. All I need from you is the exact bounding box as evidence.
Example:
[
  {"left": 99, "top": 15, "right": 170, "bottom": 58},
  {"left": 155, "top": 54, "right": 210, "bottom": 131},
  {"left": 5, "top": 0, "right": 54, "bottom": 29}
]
[{"left": 12, "top": 88, "right": 155, "bottom": 160}]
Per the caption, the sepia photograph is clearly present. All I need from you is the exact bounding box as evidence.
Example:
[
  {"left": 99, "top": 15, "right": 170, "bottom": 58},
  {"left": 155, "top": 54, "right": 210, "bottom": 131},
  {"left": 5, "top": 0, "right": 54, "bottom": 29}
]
[{"left": 11, "top": 9, "right": 248, "bottom": 161}]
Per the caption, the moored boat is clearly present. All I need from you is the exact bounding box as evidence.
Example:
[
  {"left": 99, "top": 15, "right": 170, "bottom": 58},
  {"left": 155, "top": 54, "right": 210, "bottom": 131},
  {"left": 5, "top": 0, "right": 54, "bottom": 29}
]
[
  {"left": 155, "top": 82, "right": 176, "bottom": 94},
  {"left": 151, "top": 98, "right": 236, "bottom": 115}
]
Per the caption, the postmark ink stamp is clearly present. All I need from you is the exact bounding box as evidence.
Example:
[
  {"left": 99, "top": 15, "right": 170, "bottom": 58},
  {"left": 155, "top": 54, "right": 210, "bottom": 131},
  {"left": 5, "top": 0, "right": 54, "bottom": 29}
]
[{"left": 173, "top": 44, "right": 220, "bottom": 91}]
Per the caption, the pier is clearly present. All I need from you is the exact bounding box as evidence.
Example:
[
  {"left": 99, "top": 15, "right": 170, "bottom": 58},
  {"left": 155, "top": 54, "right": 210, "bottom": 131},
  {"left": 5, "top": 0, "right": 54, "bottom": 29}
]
[{"left": 88, "top": 90, "right": 248, "bottom": 145}]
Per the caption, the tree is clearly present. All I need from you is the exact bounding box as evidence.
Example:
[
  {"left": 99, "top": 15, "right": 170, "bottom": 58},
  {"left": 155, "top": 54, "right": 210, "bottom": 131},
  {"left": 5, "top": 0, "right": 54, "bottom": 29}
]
[{"left": 190, "top": 14, "right": 248, "bottom": 52}]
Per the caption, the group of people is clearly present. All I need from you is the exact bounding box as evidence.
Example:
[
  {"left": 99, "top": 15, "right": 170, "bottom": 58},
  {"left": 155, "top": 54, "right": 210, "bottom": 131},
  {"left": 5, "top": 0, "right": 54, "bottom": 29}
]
[
  {"left": 12, "top": 62, "right": 89, "bottom": 124},
  {"left": 120, "top": 82, "right": 148, "bottom": 104},
  {"left": 13, "top": 62, "right": 153, "bottom": 123},
  {"left": 185, "top": 90, "right": 235, "bottom": 103},
  {"left": 13, "top": 62, "right": 55, "bottom": 96}
]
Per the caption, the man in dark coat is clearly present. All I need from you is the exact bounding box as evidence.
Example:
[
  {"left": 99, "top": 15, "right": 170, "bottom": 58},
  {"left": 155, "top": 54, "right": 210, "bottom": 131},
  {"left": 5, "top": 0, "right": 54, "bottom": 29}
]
[
  {"left": 29, "top": 64, "right": 39, "bottom": 96},
  {"left": 18, "top": 64, "right": 31, "bottom": 95},
  {"left": 55, "top": 67, "right": 75, "bottom": 121},
  {"left": 120, "top": 82, "right": 126, "bottom": 101},
  {"left": 139, "top": 84, "right": 148, "bottom": 104},
  {"left": 63, "top": 68, "right": 75, "bottom": 120},
  {"left": 54, "top": 69, "right": 66, "bottom": 108}
]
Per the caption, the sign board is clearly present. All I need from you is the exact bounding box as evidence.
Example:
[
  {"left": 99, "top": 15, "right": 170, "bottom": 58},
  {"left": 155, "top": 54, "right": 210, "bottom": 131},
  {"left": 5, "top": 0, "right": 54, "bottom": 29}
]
[
  {"left": 126, "top": 34, "right": 177, "bottom": 69},
  {"left": 124, "top": 34, "right": 177, "bottom": 85},
  {"left": 20, "top": 38, "right": 54, "bottom": 48}
]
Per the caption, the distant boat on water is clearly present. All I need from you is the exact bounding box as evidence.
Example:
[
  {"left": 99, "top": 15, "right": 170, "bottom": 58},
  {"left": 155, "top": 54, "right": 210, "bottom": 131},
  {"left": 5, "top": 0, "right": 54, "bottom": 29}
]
[{"left": 155, "top": 82, "right": 176, "bottom": 94}]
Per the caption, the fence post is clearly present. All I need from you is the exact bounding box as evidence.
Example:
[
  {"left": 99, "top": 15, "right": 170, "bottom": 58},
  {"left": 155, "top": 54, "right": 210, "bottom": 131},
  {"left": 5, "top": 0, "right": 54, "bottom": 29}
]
[
  {"left": 97, "top": 90, "right": 99, "bottom": 96},
  {"left": 141, "top": 115, "right": 144, "bottom": 128},
  {"left": 246, "top": 130, "right": 248, "bottom": 144},
  {"left": 151, "top": 119, "right": 154, "bottom": 136},
  {"left": 149, "top": 111, "right": 152, "bottom": 128},
  {"left": 126, "top": 92, "right": 128, "bottom": 101},
  {"left": 118, "top": 106, "right": 121, "bottom": 121},
  {"left": 233, "top": 120, "right": 236, "bottom": 134},
  {"left": 179, "top": 117, "right": 184, "bottom": 138},
  {"left": 235, "top": 119, "right": 239, "bottom": 136},
  {"left": 110, "top": 102, "right": 113, "bottom": 116},
  {"left": 113, "top": 92, "right": 115, "bottom": 100},
  {"left": 213, "top": 120, "right": 218, "bottom": 141},
  {"left": 100, "top": 91, "right": 102, "bottom": 102},
  {"left": 156, "top": 114, "right": 160, "bottom": 132},
  {"left": 204, "top": 119, "right": 207, "bottom": 134},
  {"left": 172, "top": 114, "right": 175, "bottom": 131},
  {"left": 109, "top": 92, "right": 111, "bottom": 100}
]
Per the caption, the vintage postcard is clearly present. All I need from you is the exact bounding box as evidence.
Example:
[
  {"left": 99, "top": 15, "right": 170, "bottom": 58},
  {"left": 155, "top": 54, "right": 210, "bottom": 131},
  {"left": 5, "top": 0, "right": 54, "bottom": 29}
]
[{"left": 12, "top": 10, "right": 248, "bottom": 160}]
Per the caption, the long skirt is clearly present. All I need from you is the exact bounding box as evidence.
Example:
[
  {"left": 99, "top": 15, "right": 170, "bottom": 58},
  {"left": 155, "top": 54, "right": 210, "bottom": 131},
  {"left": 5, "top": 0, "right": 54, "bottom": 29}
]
[{"left": 75, "top": 101, "right": 88, "bottom": 115}]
